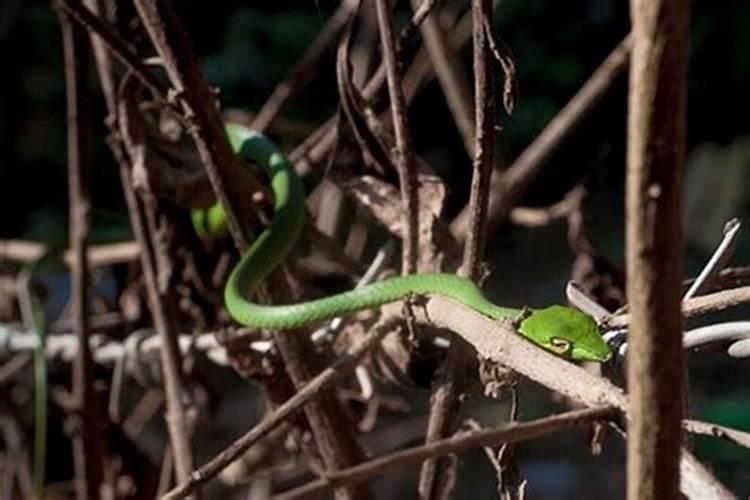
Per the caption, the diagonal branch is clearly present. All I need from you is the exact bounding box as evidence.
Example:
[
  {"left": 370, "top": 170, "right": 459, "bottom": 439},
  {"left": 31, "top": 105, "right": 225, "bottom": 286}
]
[
  {"left": 161, "top": 322, "right": 392, "bottom": 500},
  {"left": 275, "top": 406, "right": 618, "bottom": 499}
]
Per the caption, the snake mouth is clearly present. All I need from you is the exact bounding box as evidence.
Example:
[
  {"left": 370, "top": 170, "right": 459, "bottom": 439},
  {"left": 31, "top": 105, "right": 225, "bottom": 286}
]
[{"left": 578, "top": 346, "right": 613, "bottom": 363}]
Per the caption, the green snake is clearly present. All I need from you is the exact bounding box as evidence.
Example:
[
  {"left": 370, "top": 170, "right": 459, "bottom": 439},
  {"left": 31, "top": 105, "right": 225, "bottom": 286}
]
[{"left": 193, "top": 124, "right": 611, "bottom": 362}]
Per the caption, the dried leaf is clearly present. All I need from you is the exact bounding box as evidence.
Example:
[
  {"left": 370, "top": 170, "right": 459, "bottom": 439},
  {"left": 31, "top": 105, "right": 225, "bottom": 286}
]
[{"left": 344, "top": 175, "right": 460, "bottom": 271}]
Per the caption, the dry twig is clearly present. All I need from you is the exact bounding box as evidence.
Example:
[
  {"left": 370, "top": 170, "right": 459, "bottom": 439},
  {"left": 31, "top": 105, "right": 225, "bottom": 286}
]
[{"left": 55, "top": 5, "right": 103, "bottom": 497}]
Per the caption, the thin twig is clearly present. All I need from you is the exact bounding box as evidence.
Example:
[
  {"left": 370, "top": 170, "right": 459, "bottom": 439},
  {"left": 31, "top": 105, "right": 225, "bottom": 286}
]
[
  {"left": 0, "top": 240, "right": 140, "bottom": 268},
  {"left": 683, "top": 419, "right": 750, "bottom": 449},
  {"left": 0, "top": 406, "right": 34, "bottom": 500},
  {"left": 83, "top": 0, "right": 118, "bottom": 116},
  {"left": 374, "top": 0, "right": 419, "bottom": 274},
  {"left": 508, "top": 186, "right": 586, "bottom": 227},
  {"left": 290, "top": 0, "right": 441, "bottom": 175},
  {"left": 606, "top": 285, "right": 750, "bottom": 329},
  {"left": 683, "top": 219, "right": 742, "bottom": 300},
  {"left": 251, "top": 0, "right": 357, "bottom": 132},
  {"left": 56, "top": 4, "right": 103, "bottom": 497},
  {"left": 0, "top": 352, "right": 32, "bottom": 384},
  {"left": 450, "top": 35, "right": 632, "bottom": 240},
  {"left": 402, "top": 7, "right": 472, "bottom": 103},
  {"left": 118, "top": 160, "right": 197, "bottom": 493},
  {"left": 55, "top": 0, "right": 169, "bottom": 99},
  {"left": 274, "top": 406, "right": 618, "bottom": 499},
  {"left": 409, "top": 0, "right": 474, "bottom": 157}
]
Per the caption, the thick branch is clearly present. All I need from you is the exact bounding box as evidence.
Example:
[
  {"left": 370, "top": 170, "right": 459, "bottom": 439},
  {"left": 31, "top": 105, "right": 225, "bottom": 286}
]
[
  {"left": 626, "top": 1, "right": 690, "bottom": 498},
  {"left": 418, "top": 296, "right": 732, "bottom": 499}
]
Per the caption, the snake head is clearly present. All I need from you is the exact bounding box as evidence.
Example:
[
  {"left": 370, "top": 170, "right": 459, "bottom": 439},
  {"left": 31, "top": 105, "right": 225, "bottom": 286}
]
[{"left": 518, "top": 305, "right": 612, "bottom": 362}]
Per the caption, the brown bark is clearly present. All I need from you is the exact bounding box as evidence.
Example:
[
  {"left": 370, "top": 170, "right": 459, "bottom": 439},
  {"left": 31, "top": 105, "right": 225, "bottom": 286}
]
[
  {"left": 56, "top": 5, "right": 104, "bottom": 498},
  {"left": 626, "top": 1, "right": 690, "bottom": 499}
]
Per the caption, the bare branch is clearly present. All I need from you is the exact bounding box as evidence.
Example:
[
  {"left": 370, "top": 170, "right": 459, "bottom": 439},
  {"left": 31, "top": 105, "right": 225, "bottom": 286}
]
[
  {"left": 0, "top": 240, "right": 140, "bottom": 268},
  {"left": 409, "top": 0, "right": 474, "bottom": 156},
  {"left": 683, "top": 419, "right": 750, "bottom": 449},
  {"left": 55, "top": 0, "right": 169, "bottom": 99},
  {"left": 375, "top": 0, "right": 419, "bottom": 274},
  {"left": 274, "top": 406, "right": 618, "bottom": 499},
  {"left": 118, "top": 158, "right": 197, "bottom": 492},
  {"left": 56, "top": 5, "right": 103, "bottom": 497},
  {"left": 626, "top": 3, "right": 690, "bottom": 496},
  {"left": 607, "top": 283, "right": 750, "bottom": 332}
]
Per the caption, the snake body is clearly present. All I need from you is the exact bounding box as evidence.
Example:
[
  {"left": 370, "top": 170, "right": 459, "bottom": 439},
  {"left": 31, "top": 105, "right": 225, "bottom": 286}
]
[{"left": 203, "top": 124, "right": 611, "bottom": 362}]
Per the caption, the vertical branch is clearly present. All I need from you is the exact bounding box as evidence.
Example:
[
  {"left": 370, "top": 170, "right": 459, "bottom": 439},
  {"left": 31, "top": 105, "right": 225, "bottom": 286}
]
[
  {"left": 626, "top": 1, "right": 689, "bottom": 499},
  {"left": 56, "top": 5, "right": 103, "bottom": 499},
  {"left": 374, "top": 0, "right": 419, "bottom": 274},
  {"left": 72, "top": 0, "right": 199, "bottom": 490},
  {"left": 84, "top": 0, "right": 199, "bottom": 488},
  {"left": 419, "top": 1, "right": 496, "bottom": 497},
  {"left": 461, "top": 0, "right": 496, "bottom": 277}
]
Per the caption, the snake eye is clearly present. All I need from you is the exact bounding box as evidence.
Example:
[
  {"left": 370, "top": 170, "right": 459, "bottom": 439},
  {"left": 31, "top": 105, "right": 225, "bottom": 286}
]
[{"left": 549, "top": 337, "right": 572, "bottom": 355}]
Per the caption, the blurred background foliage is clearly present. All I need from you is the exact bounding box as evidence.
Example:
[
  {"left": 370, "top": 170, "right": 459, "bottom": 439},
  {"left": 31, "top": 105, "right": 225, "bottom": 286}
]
[{"left": 1, "top": 0, "right": 749, "bottom": 497}]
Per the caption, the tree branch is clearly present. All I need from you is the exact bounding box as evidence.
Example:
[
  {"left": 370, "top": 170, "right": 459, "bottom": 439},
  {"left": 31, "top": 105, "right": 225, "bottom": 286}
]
[
  {"left": 626, "top": 3, "right": 690, "bottom": 495},
  {"left": 375, "top": 0, "right": 419, "bottom": 275},
  {"left": 275, "top": 406, "right": 618, "bottom": 499},
  {"left": 56, "top": 4, "right": 103, "bottom": 498}
]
